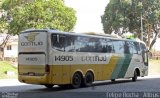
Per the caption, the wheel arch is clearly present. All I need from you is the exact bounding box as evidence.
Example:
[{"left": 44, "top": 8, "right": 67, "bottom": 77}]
[
  {"left": 134, "top": 68, "right": 140, "bottom": 76},
  {"left": 71, "top": 70, "right": 84, "bottom": 84}
]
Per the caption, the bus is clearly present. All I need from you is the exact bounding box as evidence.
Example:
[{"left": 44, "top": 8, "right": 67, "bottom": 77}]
[{"left": 18, "top": 29, "right": 148, "bottom": 89}]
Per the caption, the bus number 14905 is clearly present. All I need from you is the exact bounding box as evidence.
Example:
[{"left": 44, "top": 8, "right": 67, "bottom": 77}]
[{"left": 55, "top": 56, "right": 73, "bottom": 61}]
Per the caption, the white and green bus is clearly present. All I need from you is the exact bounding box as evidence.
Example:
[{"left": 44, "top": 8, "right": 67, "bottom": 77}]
[{"left": 18, "top": 29, "right": 148, "bottom": 88}]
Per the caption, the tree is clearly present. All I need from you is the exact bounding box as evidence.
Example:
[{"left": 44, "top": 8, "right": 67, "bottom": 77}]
[
  {"left": 0, "top": 0, "right": 77, "bottom": 35},
  {"left": 0, "top": 0, "right": 76, "bottom": 60},
  {"left": 101, "top": 0, "right": 160, "bottom": 50}
]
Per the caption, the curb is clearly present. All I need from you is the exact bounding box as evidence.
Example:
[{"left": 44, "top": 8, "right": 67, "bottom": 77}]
[{"left": 0, "top": 79, "right": 27, "bottom": 87}]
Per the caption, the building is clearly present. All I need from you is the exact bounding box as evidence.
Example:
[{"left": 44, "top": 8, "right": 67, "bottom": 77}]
[{"left": 0, "top": 34, "right": 18, "bottom": 61}]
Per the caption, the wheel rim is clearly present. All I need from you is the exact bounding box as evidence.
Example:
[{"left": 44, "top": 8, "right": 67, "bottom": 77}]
[
  {"left": 86, "top": 74, "right": 92, "bottom": 84},
  {"left": 72, "top": 73, "right": 81, "bottom": 88},
  {"left": 84, "top": 72, "right": 93, "bottom": 86},
  {"left": 132, "top": 71, "right": 137, "bottom": 81}
]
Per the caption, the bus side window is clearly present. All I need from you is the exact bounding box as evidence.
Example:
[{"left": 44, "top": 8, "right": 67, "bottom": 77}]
[
  {"left": 74, "top": 36, "right": 88, "bottom": 52},
  {"left": 52, "top": 34, "right": 65, "bottom": 51},
  {"left": 127, "top": 41, "right": 139, "bottom": 54},
  {"left": 65, "top": 35, "right": 75, "bottom": 52},
  {"left": 112, "top": 40, "right": 124, "bottom": 54},
  {"left": 74, "top": 36, "right": 81, "bottom": 52},
  {"left": 124, "top": 41, "right": 136, "bottom": 54},
  {"left": 133, "top": 42, "right": 140, "bottom": 54},
  {"left": 106, "top": 39, "right": 113, "bottom": 53}
]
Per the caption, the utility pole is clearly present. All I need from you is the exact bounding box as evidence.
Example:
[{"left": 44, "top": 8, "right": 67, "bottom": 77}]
[
  {"left": 140, "top": 12, "right": 143, "bottom": 41},
  {"left": 140, "top": 0, "right": 143, "bottom": 41},
  {"left": 147, "top": 24, "right": 151, "bottom": 47}
]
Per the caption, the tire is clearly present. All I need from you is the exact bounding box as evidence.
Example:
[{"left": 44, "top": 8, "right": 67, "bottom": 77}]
[
  {"left": 111, "top": 79, "right": 115, "bottom": 82},
  {"left": 71, "top": 72, "right": 82, "bottom": 89},
  {"left": 44, "top": 84, "right": 54, "bottom": 88},
  {"left": 83, "top": 72, "right": 94, "bottom": 87},
  {"left": 132, "top": 70, "right": 138, "bottom": 82}
]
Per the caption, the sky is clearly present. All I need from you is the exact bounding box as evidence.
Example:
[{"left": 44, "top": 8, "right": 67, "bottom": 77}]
[{"left": 64, "top": 0, "right": 109, "bottom": 33}]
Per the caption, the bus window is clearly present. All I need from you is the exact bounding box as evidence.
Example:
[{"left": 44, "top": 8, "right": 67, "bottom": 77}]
[
  {"left": 95, "top": 38, "right": 103, "bottom": 52},
  {"left": 127, "top": 42, "right": 134, "bottom": 54},
  {"left": 76, "top": 37, "right": 114, "bottom": 53},
  {"left": 107, "top": 42, "right": 114, "bottom": 53},
  {"left": 124, "top": 41, "right": 136, "bottom": 54},
  {"left": 65, "top": 35, "right": 76, "bottom": 52},
  {"left": 103, "top": 39, "right": 113, "bottom": 53},
  {"left": 76, "top": 36, "right": 89, "bottom": 52},
  {"left": 133, "top": 42, "right": 140, "bottom": 54},
  {"left": 112, "top": 40, "right": 124, "bottom": 54},
  {"left": 52, "top": 34, "right": 65, "bottom": 51}
]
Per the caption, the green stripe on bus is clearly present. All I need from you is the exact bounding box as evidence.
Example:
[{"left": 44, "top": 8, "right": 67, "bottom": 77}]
[
  {"left": 117, "top": 54, "right": 133, "bottom": 78},
  {"left": 111, "top": 56, "right": 125, "bottom": 79}
]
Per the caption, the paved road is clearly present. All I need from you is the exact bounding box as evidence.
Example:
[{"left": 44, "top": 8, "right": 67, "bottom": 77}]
[{"left": 0, "top": 76, "right": 160, "bottom": 98}]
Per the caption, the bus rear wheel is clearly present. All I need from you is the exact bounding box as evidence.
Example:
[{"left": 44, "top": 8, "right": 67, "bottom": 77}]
[
  {"left": 83, "top": 72, "right": 94, "bottom": 87},
  {"left": 132, "top": 70, "right": 138, "bottom": 82},
  {"left": 44, "top": 84, "right": 54, "bottom": 88},
  {"left": 71, "top": 72, "right": 82, "bottom": 89}
]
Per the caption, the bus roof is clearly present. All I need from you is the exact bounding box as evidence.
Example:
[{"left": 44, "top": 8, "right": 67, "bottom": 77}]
[{"left": 20, "top": 29, "right": 145, "bottom": 44}]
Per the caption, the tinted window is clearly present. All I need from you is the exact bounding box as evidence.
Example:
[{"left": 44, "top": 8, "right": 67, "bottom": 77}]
[
  {"left": 65, "top": 35, "right": 76, "bottom": 52},
  {"left": 74, "top": 36, "right": 89, "bottom": 52},
  {"left": 74, "top": 36, "right": 103, "bottom": 53},
  {"left": 124, "top": 41, "right": 136, "bottom": 54},
  {"left": 124, "top": 41, "right": 130, "bottom": 54},
  {"left": 112, "top": 40, "right": 124, "bottom": 54},
  {"left": 52, "top": 34, "right": 114, "bottom": 53},
  {"left": 133, "top": 42, "right": 140, "bottom": 54},
  {"left": 101, "top": 39, "right": 113, "bottom": 53},
  {"left": 52, "top": 34, "right": 65, "bottom": 51}
]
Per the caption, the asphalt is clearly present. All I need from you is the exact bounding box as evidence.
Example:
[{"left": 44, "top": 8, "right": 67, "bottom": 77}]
[
  {"left": 0, "top": 79, "right": 27, "bottom": 87},
  {"left": 0, "top": 75, "right": 160, "bottom": 87}
]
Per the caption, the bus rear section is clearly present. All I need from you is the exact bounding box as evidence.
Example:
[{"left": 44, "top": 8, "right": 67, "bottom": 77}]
[{"left": 18, "top": 30, "right": 51, "bottom": 85}]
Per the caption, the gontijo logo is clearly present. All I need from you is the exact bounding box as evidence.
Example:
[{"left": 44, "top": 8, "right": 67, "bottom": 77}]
[
  {"left": 21, "top": 32, "right": 43, "bottom": 46},
  {"left": 25, "top": 33, "right": 39, "bottom": 42}
]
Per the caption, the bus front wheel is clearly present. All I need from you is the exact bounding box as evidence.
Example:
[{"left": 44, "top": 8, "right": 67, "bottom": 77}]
[
  {"left": 111, "top": 79, "right": 115, "bottom": 82},
  {"left": 132, "top": 70, "right": 138, "bottom": 82},
  {"left": 71, "top": 72, "right": 82, "bottom": 89},
  {"left": 44, "top": 84, "right": 54, "bottom": 88}
]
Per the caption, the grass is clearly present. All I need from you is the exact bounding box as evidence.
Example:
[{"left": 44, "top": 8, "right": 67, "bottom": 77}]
[
  {"left": 0, "top": 61, "right": 18, "bottom": 79},
  {"left": 148, "top": 59, "right": 160, "bottom": 75}
]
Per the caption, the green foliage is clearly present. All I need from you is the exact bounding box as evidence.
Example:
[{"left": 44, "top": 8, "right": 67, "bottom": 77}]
[
  {"left": 101, "top": 0, "right": 160, "bottom": 49},
  {"left": 101, "top": 0, "right": 160, "bottom": 34},
  {"left": 2, "top": 0, "right": 33, "bottom": 10},
  {"left": 0, "top": 0, "right": 76, "bottom": 35}
]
